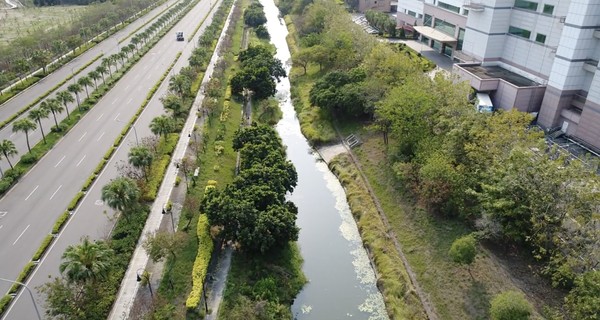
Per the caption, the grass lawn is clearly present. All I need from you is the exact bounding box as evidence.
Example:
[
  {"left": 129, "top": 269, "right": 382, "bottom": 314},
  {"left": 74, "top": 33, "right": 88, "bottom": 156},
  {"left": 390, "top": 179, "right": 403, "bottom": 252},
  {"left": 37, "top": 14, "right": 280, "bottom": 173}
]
[{"left": 0, "top": 5, "right": 87, "bottom": 43}]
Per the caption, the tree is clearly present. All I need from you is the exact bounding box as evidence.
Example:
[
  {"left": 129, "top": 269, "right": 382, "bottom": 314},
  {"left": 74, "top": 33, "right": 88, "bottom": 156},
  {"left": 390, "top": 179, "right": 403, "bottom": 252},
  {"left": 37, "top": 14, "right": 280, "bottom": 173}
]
[
  {"left": 565, "top": 271, "right": 600, "bottom": 320},
  {"left": 12, "top": 118, "right": 37, "bottom": 153},
  {"left": 168, "top": 74, "right": 191, "bottom": 98},
  {"left": 31, "top": 49, "right": 51, "bottom": 74},
  {"left": 128, "top": 146, "right": 153, "bottom": 182},
  {"left": 0, "top": 139, "right": 17, "bottom": 169},
  {"left": 143, "top": 230, "right": 187, "bottom": 262},
  {"left": 59, "top": 237, "right": 114, "bottom": 284},
  {"left": 14, "top": 58, "right": 30, "bottom": 83},
  {"left": 161, "top": 94, "right": 186, "bottom": 118},
  {"left": 56, "top": 90, "right": 74, "bottom": 119},
  {"left": 28, "top": 106, "right": 50, "bottom": 144},
  {"left": 243, "top": 3, "right": 267, "bottom": 27},
  {"left": 95, "top": 64, "right": 108, "bottom": 84},
  {"left": 448, "top": 234, "right": 477, "bottom": 278},
  {"left": 489, "top": 291, "right": 532, "bottom": 320},
  {"left": 67, "top": 83, "right": 83, "bottom": 110},
  {"left": 41, "top": 98, "right": 64, "bottom": 128},
  {"left": 149, "top": 115, "right": 174, "bottom": 139},
  {"left": 309, "top": 68, "right": 368, "bottom": 117},
  {"left": 101, "top": 177, "right": 140, "bottom": 221},
  {"left": 78, "top": 76, "right": 93, "bottom": 99},
  {"left": 88, "top": 70, "right": 101, "bottom": 89},
  {"left": 101, "top": 58, "right": 113, "bottom": 77}
]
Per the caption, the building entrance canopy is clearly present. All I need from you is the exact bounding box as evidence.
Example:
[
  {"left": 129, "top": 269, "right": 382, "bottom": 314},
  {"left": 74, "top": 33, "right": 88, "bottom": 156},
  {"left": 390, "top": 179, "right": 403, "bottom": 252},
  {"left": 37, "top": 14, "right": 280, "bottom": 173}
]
[{"left": 413, "top": 26, "right": 457, "bottom": 43}]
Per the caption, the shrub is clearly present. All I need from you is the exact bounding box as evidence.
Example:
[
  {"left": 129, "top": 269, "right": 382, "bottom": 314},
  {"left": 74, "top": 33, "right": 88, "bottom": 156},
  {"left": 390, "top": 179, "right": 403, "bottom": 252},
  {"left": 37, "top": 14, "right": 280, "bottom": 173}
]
[
  {"left": 0, "top": 295, "right": 12, "bottom": 315},
  {"left": 490, "top": 291, "right": 532, "bottom": 320},
  {"left": 33, "top": 235, "right": 54, "bottom": 261},
  {"left": 82, "top": 174, "right": 98, "bottom": 191},
  {"left": 186, "top": 215, "right": 214, "bottom": 310},
  {"left": 565, "top": 271, "right": 600, "bottom": 320},
  {"left": 52, "top": 211, "right": 70, "bottom": 234},
  {"left": 143, "top": 155, "right": 170, "bottom": 201},
  {"left": 67, "top": 192, "right": 85, "bottom": 211},
  {"left": 9, "top": 262, "right": 35, "bottom": 294},
  {"left": 20, "top": 153, "right": 38, "bottom": 164}
]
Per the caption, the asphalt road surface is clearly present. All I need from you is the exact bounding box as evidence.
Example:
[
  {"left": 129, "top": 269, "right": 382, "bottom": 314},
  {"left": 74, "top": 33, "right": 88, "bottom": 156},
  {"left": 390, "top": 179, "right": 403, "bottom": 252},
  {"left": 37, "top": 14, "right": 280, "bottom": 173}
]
[
  {"left": 0, "top": 0, "right": 180, "bottom": 175},
  {"left": 0, "top": 0, "right": 220, "bottom": 317}
]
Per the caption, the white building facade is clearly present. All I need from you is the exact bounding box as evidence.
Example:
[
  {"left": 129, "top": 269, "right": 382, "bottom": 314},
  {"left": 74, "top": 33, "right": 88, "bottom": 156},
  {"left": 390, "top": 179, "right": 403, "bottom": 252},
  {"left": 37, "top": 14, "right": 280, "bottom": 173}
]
[{"left": 397, "top": 0, "right": 600, "bottom": 151}]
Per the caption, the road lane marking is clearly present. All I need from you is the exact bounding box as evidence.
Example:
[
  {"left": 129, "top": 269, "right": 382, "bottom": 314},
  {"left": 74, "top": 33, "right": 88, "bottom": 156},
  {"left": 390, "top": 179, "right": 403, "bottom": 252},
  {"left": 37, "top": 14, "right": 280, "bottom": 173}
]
[
  {"left": 13, "top": 225, "right": 29, "bottom": 245},
  {"left": 0, "top": 225, "right": 3, "bottom": 230},
  {"left": 25, "top": 185, "right": 39, "bottom": 201},
  {"left": 49, "top": 185, "right": 62, "bottom": 200},
  {"left": 112, "top": 98, "right": 118, "bottom": 105},
  {"left": 9, "top": 132, "right": 15, "bottom": 138},
  {"left": 97, "top": 132, "right": 105, "bottom": 141},
  {"left": 78, "top": 132, "right": 87, "bottom": 141},
  {"left": 113, "top": 113, "right": 121, "bottom": 121},
  {"left": 55, "top": 155, "right": 66, "bottom": 167},
  {"left": 143, "top": 65, "right": 148, "bottom": 70},
  {"left": 96, "top": 114, "right": 104, "bottom": 121},
  {"left": 125, "top": 85, "right": 130, "bottom": 90},
  {"left": 127, "top": 98, "right": 133, "bottom": 105},
  {"left": 76, "top": 155, "right": 86, "bottom": 167}
]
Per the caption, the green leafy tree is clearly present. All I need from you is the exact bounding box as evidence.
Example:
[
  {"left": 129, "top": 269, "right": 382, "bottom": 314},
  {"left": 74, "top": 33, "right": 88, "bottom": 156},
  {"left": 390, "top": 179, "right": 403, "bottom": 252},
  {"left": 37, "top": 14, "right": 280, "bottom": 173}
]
[
  {"left": 101, "top": 177, "right": 140, "bottom": 221},
  {"left": 12, "top": 118, "right": 37, "bottom": 152},
  {"left": 28, "top": 106, "right": 50, "bottom": 144},
  {"left": 59, "top": 237, "right": 114, "bottom": 284},
  {"left": 565, "top": 271, "right": 600, "bottom": 320},
  {"left": 41, "top": 98, "right": 64, "bottom": 128},
  {"left": 489, "top": 291, "right": 532, "bottom": 320},
  {"left": 31, "top": 49, "right": 51, "bottom": 74},
  {"left": 128, "top": 146, "right": 153, "bottom": 182},
  {"left": 149, "top": 115, "right": 174, "bottom": 139},
  {"left": 95, "top": 64, "right": 108, "bottom": 84},
  {"left": 67, "top": 83, "right": 83, "bottom": 110},
  {"left": 448, "top": 234, "right": 477, "bottom": 278},
  {"left": 243, "top": 2, "right": 267, "bottom": 27},
  {"left": 0, "top": 139, "right": 17, "bottom": 169},
  {"left": 88, "top": 70, "right": 101, "bottom": 89},
  {"left": 56, "top": 90, "right": 74, "bottom": 119},
  {"left": 14, "top": 58, "right": 30, "bottom": 82},
  {"left": 161, "top": 93, "right": 186, "bottom": 118},
  {"left": 78, "top": 76, "right": 93, "bottom": 99},
  {"left": 168, "top": 74, "right": 192, "bottom": 98},
  {"left": 142, "top": 230, "right": 188, "bottom": 262},
  {"left": 309, "top": 68, "right": 368, "bottom": 117}
]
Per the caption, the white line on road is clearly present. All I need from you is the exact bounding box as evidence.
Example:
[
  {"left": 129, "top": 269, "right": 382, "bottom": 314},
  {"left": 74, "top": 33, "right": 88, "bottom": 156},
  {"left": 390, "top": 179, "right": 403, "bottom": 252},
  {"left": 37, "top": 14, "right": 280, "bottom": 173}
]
[
  {"left": 127, "top": 98, "right": 133, "bottom": 105},
  {"left": 96, "top": 114, "right": 104, "bottom": 121},
  {"left": 55, "top": 155, "right": 66, "bottom": 167},
  {"left": 143, "top": 65, "right": 148, "bottom": 70},
  {"left": 9, "top": 132, "right": 15, "bottom": 138},
  {"left": 76, "top": 155, "right": 86, "bottom": 167},
  {"left": 49, "top": 185, "right": 62, "bottom": 200},
  {"left": 114, "top": 113, "right": 121, "bottom": 121},
  {"left": 125, "top": 85, "right": 130, "bottom": 91},
  {"left": 112, "top": 98, "right": 118, "bottom": 105},
  {"left": 78, "top": 132, "right": 87, "bottom": 142},
  {"left": 0, "top": 225, "right": 3, "bottom": 230},
  {"left": 13, "top": 225, "right": 29, "bottom": 245},
  {"left": 97, "top": 132, "right": 105, "bottom": 141},
  {"left": 25, "top": 185, "right": 39, "bottom": 201}
]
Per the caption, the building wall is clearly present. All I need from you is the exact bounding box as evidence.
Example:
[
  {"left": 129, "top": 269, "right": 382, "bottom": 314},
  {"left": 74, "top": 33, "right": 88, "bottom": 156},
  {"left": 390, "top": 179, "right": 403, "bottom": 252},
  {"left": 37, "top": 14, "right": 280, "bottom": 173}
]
[{"left": 358, "top": 0, "right": 391, "bottom": 13}]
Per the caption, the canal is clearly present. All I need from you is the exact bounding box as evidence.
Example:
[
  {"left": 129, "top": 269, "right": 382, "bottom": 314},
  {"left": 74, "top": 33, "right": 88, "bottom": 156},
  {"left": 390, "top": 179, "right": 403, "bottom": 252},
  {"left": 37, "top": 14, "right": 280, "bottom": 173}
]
[{"left": 259, "top": 0, "right": 389, "bottom": 319}]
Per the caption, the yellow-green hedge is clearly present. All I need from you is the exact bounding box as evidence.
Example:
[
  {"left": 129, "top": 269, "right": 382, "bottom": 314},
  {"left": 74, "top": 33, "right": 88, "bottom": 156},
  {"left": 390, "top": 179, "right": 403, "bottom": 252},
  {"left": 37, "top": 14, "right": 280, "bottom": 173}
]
[{"left": 185, "top": 214, "right": 214, "bottom": 310}]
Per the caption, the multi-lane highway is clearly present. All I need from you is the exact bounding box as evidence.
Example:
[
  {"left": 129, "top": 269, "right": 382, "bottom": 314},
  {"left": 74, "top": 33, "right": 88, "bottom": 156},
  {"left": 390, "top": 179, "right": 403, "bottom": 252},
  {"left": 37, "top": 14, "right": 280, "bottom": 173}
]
[
  {"left": 0, "top": 0, "right": 221, "bottom": 317},
  {"left": 0, "top": 0, "right": 179, "bottom": 174}
]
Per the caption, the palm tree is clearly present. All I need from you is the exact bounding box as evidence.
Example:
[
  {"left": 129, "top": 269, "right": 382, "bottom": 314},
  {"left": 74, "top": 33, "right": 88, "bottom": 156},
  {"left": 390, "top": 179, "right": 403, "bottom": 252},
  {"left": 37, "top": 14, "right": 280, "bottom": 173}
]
[
  {"left": 160, "top": 94, "right": 185, "bottom": 118},
  {"left": 127, "top": 43, "right": 136, "bottom": 55},
  {"left": 149, "top": 116, "right": 174, "bottom": 139},
  {"left": 169, "top": 74, "right": 191, "bottom": 98},
  {"left": 128, "top": 146, "right": 153, "bottom": 181},
  {"left": 41, "top": 98, "right": 64, "bottom": 127},
  {"left": 0, "top": 139, "right": 17, "bottom": 170},
  {"left": 121, "top": 46, "right": 131, "bottom": 59},
  {"left": 56, "top": 91, "right": 73, "bottom": 119},
  {"left": 88, "top": 70, "right": 100, "bottom": 89},
  {"left": 29, "top": 107, "right": 50, "bottom": 144},
  {"left": 59, "top": 237, "right": 114, "bottom": 284},
  {"left": 96, "top": 64, "right": 108, "bottom": 84},
  {"left": 67, "top": 83, "right": 83, "bottom": 110},
  {"left": 12, "top": 118, "right": 37, "bottom": 153},
  {"left": 101, "top": 58, "right": 112, "bottom": 78},
  {"left": 78, "top": 76, "right": 93, "bottom": 99},
  {"left": 130, "top": 35, "right": 140, "bottom": 51},
  {"left": 117, "top": 52, "right": 126, "bottom": 66},
  {"left": 101, "top": 177, "right": 140, "bottom": 221}
]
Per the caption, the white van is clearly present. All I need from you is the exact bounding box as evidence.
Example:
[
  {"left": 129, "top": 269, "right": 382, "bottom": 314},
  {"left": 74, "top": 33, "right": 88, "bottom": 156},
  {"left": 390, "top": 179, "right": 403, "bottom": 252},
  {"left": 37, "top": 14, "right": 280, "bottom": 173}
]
[{"left": 475, "top": 93, "right": 494, "bottom": 113}]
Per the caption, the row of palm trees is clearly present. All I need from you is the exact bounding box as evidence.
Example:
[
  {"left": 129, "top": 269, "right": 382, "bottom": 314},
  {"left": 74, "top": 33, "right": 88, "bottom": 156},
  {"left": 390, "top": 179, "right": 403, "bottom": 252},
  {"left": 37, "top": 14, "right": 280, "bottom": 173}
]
[{"left": 0, "top": 7, "right": 188, "bottom": 175}]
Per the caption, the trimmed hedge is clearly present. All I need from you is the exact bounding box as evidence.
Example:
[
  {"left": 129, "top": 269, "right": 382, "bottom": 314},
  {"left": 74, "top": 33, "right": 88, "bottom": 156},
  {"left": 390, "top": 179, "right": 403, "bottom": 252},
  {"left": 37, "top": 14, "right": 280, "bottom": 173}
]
[
  {"left": 52, "top": 211, "right": 70, "bottom": 234},
  {"left": 8, "top": 262, "right": 35, "bottom": 294},
  {"left": 67, "top": 192, "right": 85, "bottom": 211},
  {"left": 33, "top": 235, "right": 54, "bottom": 261},
  {"left": 0, "top": 295, "right": 11, "bottom": 316},
  {"left": 143, "top": 154, "right": 172, "bottom": 201},
  {"left": 185, "top": 214, "right": 214, "bottom": 310}
]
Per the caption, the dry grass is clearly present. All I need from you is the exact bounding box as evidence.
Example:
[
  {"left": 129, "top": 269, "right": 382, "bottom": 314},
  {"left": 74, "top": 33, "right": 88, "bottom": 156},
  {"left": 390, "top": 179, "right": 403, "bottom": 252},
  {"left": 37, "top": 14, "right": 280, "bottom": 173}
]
[{"left": 0, "top": 5, "right": 87, "bottom": 43}]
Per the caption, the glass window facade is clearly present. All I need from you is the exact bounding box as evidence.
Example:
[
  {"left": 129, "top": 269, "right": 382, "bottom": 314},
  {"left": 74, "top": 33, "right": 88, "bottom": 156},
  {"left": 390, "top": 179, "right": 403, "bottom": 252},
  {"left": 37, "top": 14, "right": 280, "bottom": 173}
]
[
  {"left": 535, "top": 33, "right": 546, "bottom": 43},
  {"left": 543, "top": 4, "right": 554, "bottom": 14},
  {"left": 423, "top": 14, "right": 433, "bottom": 27},
  {"left": 438, "top": 1, "right": 460, "bottom": 13},
  {"left": 434, "top": 19, "right": 456, "bottom": 36},
  {"left": 457, "top": 28, "right": 465, "bottom": 50},
  {"left": 514, "top": 0, "right": 538, "bottom": 11},
  {"left": 508, "top": 26, "right": 531, "bottom": 39}
]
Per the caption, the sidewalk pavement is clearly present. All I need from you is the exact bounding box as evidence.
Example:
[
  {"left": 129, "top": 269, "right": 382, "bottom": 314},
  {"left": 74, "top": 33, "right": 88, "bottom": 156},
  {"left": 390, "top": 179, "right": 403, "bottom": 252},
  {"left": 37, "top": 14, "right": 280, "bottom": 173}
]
[
  {"left": 107, "top": 0, "right": 235, "bottom": 318},
  {"left": 384, "top": 38, "right": 454, "bottom": 72}
]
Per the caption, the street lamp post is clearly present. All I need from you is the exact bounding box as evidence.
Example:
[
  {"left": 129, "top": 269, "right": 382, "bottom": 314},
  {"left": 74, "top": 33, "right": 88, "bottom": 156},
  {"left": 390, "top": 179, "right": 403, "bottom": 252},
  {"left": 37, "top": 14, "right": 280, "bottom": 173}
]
[
  {"left": 0, "top": 277, "right": 42, "bottom": 320},
  {"left": 136, "top": 269, "right": 154, "bottom": 298},
  {"left": 162, "top": 206, "right": 175, "bottom": 232},
  {"left": 115, "top": 118, "right": 139, "bottom": 146}
]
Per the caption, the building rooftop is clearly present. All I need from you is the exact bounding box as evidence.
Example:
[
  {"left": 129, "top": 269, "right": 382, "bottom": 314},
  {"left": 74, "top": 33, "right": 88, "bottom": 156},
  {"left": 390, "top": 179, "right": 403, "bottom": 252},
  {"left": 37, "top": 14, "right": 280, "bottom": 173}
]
[{"left": 461, "top": 65, "right": 540, "bottom": 87}]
